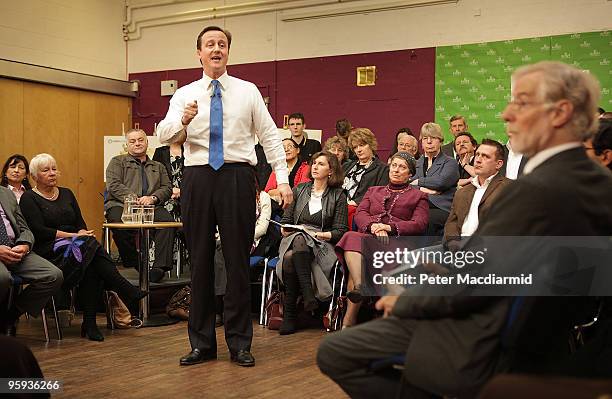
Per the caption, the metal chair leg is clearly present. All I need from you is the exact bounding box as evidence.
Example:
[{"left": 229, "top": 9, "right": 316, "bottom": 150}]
[
  {"left": 104, "top": 226, "right": 111, "bottom": 253},
  {"left": 264, "top": 268, "right": 276, "bottom": 326},
  {"left": 259, "top": 258, "right": 268, "bottom": 325},
  {"left": 333, "top": 272, "right": 346, "bottom": 331},
  {"left": 50, "top": 296, "right": 62, "bottom": 340},
  {"left": 105, "top": 291, "right": 115, "bottom": 330},
  {"left": 41, "top": 308, "right": 50, "bottom": 343}
]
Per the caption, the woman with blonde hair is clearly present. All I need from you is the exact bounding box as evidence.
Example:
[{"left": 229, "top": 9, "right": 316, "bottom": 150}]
[
  {"left": 342, "top": 128, "right": 389, "bottom": 226},
  {"left": 324, "top": 136, "right": 349, "bottom": 165}
]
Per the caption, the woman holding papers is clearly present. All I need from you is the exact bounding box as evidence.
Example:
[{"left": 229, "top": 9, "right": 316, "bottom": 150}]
[
  {"left": 335, "top": 152, "right": 429, "bottom": 328},
  {"left": 276, "top": 151, "right": 348, "bottom": 335}
]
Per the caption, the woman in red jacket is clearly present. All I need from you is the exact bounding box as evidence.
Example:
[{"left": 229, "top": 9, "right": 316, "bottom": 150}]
[
  {"left": 265, "top": 138, "right": 310, "bottom": 202},
  {"left": 335, "top": 152, "right": 429, "bottom": 327}
]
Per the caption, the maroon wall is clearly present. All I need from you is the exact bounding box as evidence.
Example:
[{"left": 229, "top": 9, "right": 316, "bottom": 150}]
[{"left": 130, "top": 47, "right": 435, "bottom": 161}]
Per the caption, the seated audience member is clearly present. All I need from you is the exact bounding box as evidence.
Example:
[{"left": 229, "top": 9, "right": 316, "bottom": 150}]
[
  {"left": 342, "top": 128, "right": 389, "bottom": 225},
  {"left": 442, "top": 115, "right": 468, "bottom": 158},
  {"left": 1, "top": 154, "right": 32, "bottom": 203},
  {"left": 317, "top": 61, "right": 612, "bottom": 399},
  {"left": 455, "top": 132, "right": 477, "bottom": 187},
  {"left": 335, "top": 118, "right": 356, "bottom": 160},
  {"left": 389, "top": 128, "right": 419, "bottom": 161},
  {"left": 105, "top": 128, "right": 174, "bottom": 283},
  {"left": 444, "top": 139, "right": 511, "bottom": 250},
  {"left": 288, "top": 113, "right": 322, "bottom": 161},
  {"left": 20, "top": 154, "right": 146, "bottom": 341},
  {"left": 584, "top": 119, "right": 612, "bottom": 170},
  {"left": 255, "top": 143, "right": 273, "bottom": 191},
  {"left": 0, "top": 336, "right": 48, "bottom": 391},
  {"left": 410, "top": 122, "right": 460, "bottom": 237},
  {"left": 276, "top": 152, "right": 348, "bottom": 335},
  {"left": 601, "top": 112, "right": 612, "bottom": 120},
  {"left": 335, "top": 118, "right": 352, "bottom": 140},
  {"left": 152, "top": 136, "right": 185, "bottom": 222},
  {"left": 336, "top": 152, "right": 428, "bottom": 327},
  {"left": 0, "top": 185, "right": 62, "bottom": 336},
  {"left": 265, "top": 138, "right": 310, "bottom": 202},
  {"left": 501, "top": 136, "right": 528, "bottom": 179},
  {"left": 323, "top": 136, "right": 349, "bottom": 165}
]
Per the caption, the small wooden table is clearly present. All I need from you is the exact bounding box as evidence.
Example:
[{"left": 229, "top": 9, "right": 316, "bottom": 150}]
[{"left": 103, "top": 222, "right": 183, "bottom": 327}]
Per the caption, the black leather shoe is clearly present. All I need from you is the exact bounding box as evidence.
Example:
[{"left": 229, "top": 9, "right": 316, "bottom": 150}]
[
  {"left": 5, "top": 323, "right": 17, "bottom": 337},
  {"left": 81, "top": 322, "right": 104, "bottom": 341},
  {"left": 230, "top": 350, "right": 255, "bottom": 367},
  {"left": 149, "top": 268, "right": 166, "bottom": 283},
  {"left": 179, "top": 348, "right": 217, "bottom": 366},
  {"left": 347, "top": 285, "right": 363, "bottom": 303},
  {"left": 278, "top": 318, "right": 297, "bottom": 335}
]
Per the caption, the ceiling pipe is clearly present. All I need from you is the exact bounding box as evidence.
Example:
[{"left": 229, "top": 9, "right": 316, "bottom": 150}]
[
  {"left": 124, "top": 0, "right": 201, "bottom": 32},
  {"left": 125, "top": 0, "right": 363, "bottom": 41},
  {"left": 126, "top": 0, "right": 303, "bottom": 34},
  {"left": 281, "top": 0, "right": 458, "bottom": 22}
]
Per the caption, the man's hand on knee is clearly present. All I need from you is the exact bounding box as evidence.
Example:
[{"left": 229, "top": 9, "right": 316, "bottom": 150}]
[
  {"left": 0, "top": 245, "right": 23, "bottom": 265},
  {"left": 375, "top": 296, "right": 399, "bottom": 318}
]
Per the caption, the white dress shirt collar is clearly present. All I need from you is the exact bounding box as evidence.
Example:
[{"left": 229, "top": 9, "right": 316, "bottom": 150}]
[
  {"left": 523, "top": 142, "right": 582, "bottom": 175},
  {"left": 470, "top": 172, "right": 497, "bottom": 189}
]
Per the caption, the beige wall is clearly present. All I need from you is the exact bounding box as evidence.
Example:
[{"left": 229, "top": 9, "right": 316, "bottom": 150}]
[
  {"left": 127, "top": 0, "right": 612, "bottom": 73},
  {"left": 0, "top": 78, "right": 132, "bottom": 237},
  {"left": 2, "top": 1, "right": 610, "bottom": 76},
  {"left": 0, "top": 0, "right": 127, "bottom": 80}
]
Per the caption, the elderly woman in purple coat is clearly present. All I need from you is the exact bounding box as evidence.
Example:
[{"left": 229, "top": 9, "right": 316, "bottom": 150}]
[{"left": 335, "top": 152, "right": 429, "bottom": 327}]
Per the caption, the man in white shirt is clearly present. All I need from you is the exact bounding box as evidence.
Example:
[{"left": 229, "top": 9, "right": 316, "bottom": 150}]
[
  {"left": 444, "top": 139, "right": 511, "bottom": 250},
  {"left": 157, "top": 26, "right": 292, "bottom": 368},
  {"left": 502, "top": 137, "right": 528, "bottom": 180}
]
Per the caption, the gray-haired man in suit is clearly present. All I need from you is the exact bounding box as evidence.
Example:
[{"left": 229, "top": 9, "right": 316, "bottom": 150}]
[
  {"left": 318, "top": 61, "right": 612, "bottom": 398},
  {"left": 0, "top": 186, "right": 63, "bottom": 335}
]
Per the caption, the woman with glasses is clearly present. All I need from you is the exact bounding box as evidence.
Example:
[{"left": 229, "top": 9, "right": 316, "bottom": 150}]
[{"left": 265, "top": 138, "right": 310, "bottom": 203}]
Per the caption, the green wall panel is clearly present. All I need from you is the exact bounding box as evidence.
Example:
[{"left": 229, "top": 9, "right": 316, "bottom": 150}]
[{"left": 435, "top": 31, "right": 611, "bottom": 144}]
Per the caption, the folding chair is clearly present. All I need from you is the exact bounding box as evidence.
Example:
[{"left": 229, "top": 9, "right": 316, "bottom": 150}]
[{"left": 7, "top": 273, "right": 62, "bottom": 342}]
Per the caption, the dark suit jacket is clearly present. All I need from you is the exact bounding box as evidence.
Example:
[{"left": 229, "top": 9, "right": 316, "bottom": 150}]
[
  {"left": 393, "top": 147, "right": 612, "bottom": 396},
  {"left": 412, "top": 152, "right": 460, "bottom": 212},
  {"left": 443, "top": 173, "right": 511, "bottom": 243},
  {"left": 297, "top": 137, "right": 322, "bottom": 162},
  {"left": 0, "top": 186, "right": 34, "bottom": 249},
  {"left": 342, "top": 158, "right": 389, "bottom": 204},
  {"left": 441, "top": 141, "right": 456, "bottom": 158}
]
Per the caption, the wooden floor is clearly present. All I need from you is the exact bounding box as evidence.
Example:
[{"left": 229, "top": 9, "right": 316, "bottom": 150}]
[{"left": 16, "top": 315, "right": 348, "bottom": 399}]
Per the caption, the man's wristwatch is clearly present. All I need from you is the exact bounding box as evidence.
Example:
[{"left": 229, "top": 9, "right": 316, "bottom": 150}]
[{"left": 151, "top": 195, "right": 158, "bottom": 204}]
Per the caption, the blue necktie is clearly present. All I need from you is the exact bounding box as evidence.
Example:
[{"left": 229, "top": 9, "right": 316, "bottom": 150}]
[{"left": 209, "top": 80, "right": 224, "bottom": 170}]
